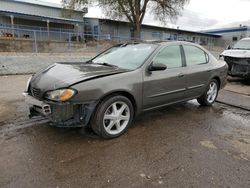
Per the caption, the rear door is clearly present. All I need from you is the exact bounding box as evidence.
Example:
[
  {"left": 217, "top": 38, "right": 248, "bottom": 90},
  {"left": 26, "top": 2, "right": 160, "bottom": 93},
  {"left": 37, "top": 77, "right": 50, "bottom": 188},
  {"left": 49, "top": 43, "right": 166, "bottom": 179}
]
[
  {"left": 143, "top": 44, "right": 186, "bottom": 110},
  {"left": 182, "top": 45, "right": 212, "bottom": 99}
]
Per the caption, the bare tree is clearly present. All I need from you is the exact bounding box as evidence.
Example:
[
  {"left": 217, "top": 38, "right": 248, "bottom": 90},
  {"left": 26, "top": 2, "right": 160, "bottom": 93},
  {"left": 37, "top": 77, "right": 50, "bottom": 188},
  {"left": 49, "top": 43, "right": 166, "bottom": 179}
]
[{"left": 63, "top": 0, "right": 189, "bottom": 39}]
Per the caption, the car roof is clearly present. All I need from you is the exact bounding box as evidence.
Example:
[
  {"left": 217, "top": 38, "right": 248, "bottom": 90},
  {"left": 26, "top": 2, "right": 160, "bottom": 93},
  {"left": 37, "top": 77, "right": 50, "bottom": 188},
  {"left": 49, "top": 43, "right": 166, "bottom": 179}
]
[
  {"left": 156, "top": 41, "right": 198, "bottom": 46},
  {"left": 240, "top": 38, "right": 250, "bottom": 41},
  {"left": 120, "top": 41, "right": 199, "bottom": 46}
]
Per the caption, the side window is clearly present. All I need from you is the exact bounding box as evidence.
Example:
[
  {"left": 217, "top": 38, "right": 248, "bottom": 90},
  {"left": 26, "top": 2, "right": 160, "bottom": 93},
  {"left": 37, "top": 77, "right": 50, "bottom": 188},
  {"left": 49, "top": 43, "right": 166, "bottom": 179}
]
[
  {"left": 183, "top": 45, "right": 208, "bottom": 66},
  {"left": 153, "top": 45, "right": 182, "bottom": 69}
]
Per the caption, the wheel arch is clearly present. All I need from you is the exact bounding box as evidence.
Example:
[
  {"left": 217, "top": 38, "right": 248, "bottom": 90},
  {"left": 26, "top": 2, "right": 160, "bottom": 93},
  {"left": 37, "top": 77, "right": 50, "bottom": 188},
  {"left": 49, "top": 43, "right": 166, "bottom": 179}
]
[
  {"left": 96, "top": 90, "right": 138, "bottom": 116},
  {"left": 90, "top": 90, "right": 137, "bottom": 138},
  {"left": 212, "top": 76, "right": 221, "bottom": 89}
]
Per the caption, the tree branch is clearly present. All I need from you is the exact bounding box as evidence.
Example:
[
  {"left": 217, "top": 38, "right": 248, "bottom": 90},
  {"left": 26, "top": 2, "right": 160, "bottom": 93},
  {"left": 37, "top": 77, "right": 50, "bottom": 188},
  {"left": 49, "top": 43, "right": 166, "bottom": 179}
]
[
  {"left": 128, "top": 0, "right": 136, "bottom": 23},
  {"left": 117, "top": 0, "right": 134, "bottom": 24},
  {"left": 139, "top": 0, "right": 149, "bottom": 24}
]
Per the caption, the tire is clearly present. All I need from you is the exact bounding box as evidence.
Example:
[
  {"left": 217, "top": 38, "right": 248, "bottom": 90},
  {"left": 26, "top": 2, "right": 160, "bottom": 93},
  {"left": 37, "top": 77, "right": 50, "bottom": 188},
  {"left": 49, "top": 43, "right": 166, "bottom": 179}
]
[
  {"left": 91, "top": 95, "right": 134, "bottom": 139},
  {"left": 197, "top": 79, "right": 219, "bottom": 106}
]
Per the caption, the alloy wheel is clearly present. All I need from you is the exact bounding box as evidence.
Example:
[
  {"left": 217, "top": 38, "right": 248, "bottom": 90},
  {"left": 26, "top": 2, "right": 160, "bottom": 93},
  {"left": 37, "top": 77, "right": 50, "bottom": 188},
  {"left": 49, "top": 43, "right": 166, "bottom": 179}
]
[
  {"left": 207, "top": 82, "right": 218, "bottom": 103},
  {"left": 103, "top": 101, "right": 130, "bottom": 135}
]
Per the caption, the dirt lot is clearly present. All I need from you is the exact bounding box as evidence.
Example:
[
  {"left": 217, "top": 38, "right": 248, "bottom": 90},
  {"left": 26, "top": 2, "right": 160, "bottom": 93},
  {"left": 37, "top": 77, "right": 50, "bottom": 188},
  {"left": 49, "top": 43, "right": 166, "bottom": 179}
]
[
  {"left": 225, "top": 77, "right": 250, "bottom": 95},
  {"left": 0, "top": 75, "right": 250, "bottom": 188}
]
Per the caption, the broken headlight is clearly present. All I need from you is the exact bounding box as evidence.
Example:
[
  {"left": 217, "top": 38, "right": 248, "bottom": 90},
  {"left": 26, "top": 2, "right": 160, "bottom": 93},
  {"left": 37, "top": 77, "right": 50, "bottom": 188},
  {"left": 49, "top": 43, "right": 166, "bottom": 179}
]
[
  {"left": 25, "top": 76, "right": 32, "bottom": 92},
  {"left": 219, "top": 55, "right": 224, "bottom": 61},
  {"left": 45, "top": 89, "right": 77, "bottom": 102}
]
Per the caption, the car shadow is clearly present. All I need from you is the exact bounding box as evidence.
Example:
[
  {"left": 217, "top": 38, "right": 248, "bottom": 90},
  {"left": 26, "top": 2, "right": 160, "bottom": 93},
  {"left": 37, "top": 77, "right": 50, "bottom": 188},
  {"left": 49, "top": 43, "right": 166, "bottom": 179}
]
[{"left": 227, "top": 76, "right": 250, "bottom": 85}]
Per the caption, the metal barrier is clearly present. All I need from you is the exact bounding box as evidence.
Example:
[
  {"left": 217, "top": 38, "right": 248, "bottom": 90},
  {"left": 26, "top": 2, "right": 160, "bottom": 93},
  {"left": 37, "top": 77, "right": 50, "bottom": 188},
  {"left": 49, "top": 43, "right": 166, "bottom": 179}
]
[
  {"left": 1, "top": 25, "right": 210, "bottom": 53},
  {"left": 0, "top": 26, "right": 147, "bottom": 53},
  {"left": 0, "top": 23, "right": 76, "bottom": 33}
]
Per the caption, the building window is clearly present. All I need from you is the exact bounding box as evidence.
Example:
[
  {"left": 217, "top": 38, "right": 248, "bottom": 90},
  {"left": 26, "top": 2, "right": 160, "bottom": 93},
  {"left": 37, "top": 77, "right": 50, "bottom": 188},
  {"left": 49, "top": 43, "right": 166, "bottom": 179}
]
[
  {"left": 152, "top": 32, "right": 161, "bottom": 38},
  {"left": 232, "top": 37, "right": 238, "bottom": 41}
]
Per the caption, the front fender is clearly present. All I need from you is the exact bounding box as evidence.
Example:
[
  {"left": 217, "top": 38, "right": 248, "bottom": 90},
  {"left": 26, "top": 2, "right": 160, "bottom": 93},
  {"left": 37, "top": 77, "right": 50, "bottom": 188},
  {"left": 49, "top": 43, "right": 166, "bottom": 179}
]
[{"left": 71, "top": 70, "right": 143, "bottom": 113}]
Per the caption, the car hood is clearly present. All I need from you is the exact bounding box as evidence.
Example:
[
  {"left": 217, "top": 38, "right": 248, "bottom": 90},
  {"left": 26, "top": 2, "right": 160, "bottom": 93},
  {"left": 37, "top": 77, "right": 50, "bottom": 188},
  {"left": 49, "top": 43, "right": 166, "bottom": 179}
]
[
  {"left": 30, "top": 62, "right": 128, "bottom": 91},
  {"left": 221, "top": 49, "right": 250, "bottom": 58}
]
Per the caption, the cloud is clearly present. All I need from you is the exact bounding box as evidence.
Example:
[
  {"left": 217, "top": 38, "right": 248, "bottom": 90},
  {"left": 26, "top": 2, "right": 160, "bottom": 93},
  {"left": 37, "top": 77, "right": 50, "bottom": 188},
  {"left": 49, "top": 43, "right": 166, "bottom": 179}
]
[
  {"left": 48, "top": 0, "right": 250, "bottom": 31},
  {"left": 211, "top": 20, "right": 250, "bottom": 29},
  {"left": 141, "top": 9, "right": 219, "bottom": 31},
  {"left": 174, "top": 10, "right": 219, "bottom": 31}
]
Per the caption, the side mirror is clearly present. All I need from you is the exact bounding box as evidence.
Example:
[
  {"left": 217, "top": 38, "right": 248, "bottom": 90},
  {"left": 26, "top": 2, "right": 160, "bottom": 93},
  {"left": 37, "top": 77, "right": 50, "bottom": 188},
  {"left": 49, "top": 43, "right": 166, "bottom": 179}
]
[
  {"left": 227, "top": 45, "right": 232, "bottom": 50},
  {"left": 148, "top": 63, "right": 167, "bottom": 71}
]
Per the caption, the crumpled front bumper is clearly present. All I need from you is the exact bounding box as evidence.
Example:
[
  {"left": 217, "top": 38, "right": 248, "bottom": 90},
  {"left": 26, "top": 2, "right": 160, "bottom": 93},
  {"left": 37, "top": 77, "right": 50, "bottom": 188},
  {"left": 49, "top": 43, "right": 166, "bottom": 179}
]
[
  {"left": 23, "top": 92, "right": 52, "bottom": 116},
  {"left": 23, "top": 92, "right": 97, "bottom": 127},
  {"left": 224, "top": 56, "right": 250, "bottom": 78}
]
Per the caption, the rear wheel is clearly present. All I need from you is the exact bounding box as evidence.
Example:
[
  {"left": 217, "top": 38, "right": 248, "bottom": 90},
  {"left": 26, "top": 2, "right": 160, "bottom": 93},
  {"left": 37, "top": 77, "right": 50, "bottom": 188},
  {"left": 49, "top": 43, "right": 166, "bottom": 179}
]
[
  {"left": 91, "top": 95, "right": 134, "bottom": 139},
  {"left": 197, "top": 79, "right": 219, "bottom": 106}
]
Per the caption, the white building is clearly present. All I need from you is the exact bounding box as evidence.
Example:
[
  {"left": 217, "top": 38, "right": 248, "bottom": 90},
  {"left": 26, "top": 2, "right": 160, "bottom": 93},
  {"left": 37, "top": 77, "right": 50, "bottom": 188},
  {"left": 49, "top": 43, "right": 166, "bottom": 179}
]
[
  {"left": 0, "top": 0, "right": 87, "bottom": 40},
  {"left": 204, "top": 26, "right": 250, "bottom": 47},
  {"left": 84, "top": 17, "right": 221, "bottom": 46},
  {"left": 0, "top": 0, "right": 221, "bottom": 45}
]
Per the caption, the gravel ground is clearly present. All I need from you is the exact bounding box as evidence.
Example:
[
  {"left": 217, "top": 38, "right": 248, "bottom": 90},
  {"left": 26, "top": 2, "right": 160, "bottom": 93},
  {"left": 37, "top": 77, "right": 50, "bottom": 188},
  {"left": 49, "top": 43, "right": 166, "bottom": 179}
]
[
  {"left": 0, "top": 48, "right": 223, "bottom": 75},
  {"left": 0, "top": 53, "right": 94, "bottom": 75}
]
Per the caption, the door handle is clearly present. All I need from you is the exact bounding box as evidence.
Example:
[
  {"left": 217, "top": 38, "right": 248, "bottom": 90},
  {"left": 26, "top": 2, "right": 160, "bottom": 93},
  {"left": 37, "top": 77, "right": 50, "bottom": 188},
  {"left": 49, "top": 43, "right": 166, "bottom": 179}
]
[{"left": 178, "top": 73, "right": 185, "bottom": 78}]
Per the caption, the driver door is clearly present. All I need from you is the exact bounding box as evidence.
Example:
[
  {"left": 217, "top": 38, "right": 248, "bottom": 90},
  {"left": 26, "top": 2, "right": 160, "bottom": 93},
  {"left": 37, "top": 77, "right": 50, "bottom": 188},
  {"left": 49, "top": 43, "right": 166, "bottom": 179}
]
[{"left": 143, "top": 45, "right": 187, "bottom": 110}]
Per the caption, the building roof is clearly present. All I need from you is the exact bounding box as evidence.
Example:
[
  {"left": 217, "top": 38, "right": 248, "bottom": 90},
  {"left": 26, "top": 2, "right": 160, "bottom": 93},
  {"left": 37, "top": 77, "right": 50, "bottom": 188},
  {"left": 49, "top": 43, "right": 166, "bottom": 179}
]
[
  {"left": 87, "top": 17, "right": 221, "bottom": 38},
  {"left": 204, "top": 26, "right": 249, "bottom": 34},
  {"left": 0, "top": 0, "right": 85, "bottom": 23},
  {"left": 141, "top": 23, "right": 221, "bottom": 38},
  {"left": 1, "top": 0, "right": 85, "bottom": 13},
  {"left": 2, "top": 0, "right": 63, "bottom": 9},
  {"left": 0, "top": 10, "right": 84, "bottom": 24},
  {"left": 13, "top": 0, "right": 62, "bottom": 8}
]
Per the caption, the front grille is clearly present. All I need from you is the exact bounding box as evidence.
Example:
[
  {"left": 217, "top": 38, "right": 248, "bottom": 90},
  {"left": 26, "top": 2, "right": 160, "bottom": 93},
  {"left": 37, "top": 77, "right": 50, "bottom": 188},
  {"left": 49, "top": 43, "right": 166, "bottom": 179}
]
[
  {"left": 30, "top": 87, "right": 42, "bottom": 99},
  {"left": 232, "top": 64, "right": 248, "bottom": 74},
  {"left": 224, "top": 56, "right": 250, "bottom": 72},
  {"left": 224, "top": 56, "right": 250, "bottom": 65}
]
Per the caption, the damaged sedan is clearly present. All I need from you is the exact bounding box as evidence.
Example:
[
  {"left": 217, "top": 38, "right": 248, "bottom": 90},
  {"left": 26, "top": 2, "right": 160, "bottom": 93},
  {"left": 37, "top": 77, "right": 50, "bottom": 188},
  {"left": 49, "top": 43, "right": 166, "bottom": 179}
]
[
  {"left": 221, "top": 38, "right": 250, "bottom": 79},
  {"left": 23, "top": 42, "right": 228, "bottom": 138}
]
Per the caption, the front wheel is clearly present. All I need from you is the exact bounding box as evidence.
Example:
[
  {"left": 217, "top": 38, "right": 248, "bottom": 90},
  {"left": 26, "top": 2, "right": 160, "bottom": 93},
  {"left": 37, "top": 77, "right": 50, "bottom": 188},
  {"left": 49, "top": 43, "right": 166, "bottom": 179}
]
[
  {"left": 91, "top": 95, "right": 134, "bottom": 139},
  {"left": 197, "top": 79, "right": 219, "bottom": 106}
]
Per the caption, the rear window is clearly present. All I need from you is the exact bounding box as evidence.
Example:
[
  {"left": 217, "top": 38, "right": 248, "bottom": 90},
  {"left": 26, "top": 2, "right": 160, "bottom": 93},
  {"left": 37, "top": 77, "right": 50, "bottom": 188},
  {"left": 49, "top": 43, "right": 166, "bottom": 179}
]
[{"left": 183, "top": 45, "right": 208, "bottom": 66}]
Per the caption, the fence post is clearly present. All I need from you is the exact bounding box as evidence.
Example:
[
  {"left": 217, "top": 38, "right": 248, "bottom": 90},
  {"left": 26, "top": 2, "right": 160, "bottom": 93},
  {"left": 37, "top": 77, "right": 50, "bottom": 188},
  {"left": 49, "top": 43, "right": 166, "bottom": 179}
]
[
  {"left": 68, "top": 33, "right": 71, "bottom": 51},
  {"left": 10, "top": 15, "right": 14, "bottom": 38},
  {"left": 96, "top": 34, "right": 100, "bottom": 54},
  {"left": 33, "top": 30, "right": 38, "bottom": 53},
  {"left": 59, "top": 29, "right": 62, "bottom": 41}
]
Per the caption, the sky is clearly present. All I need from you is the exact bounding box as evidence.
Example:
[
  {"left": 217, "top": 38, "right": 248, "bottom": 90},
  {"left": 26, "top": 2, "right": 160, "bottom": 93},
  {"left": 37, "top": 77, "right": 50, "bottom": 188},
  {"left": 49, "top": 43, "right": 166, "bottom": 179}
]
[{"left": 44, "top": 0, "right": 250, "bottom": 31}]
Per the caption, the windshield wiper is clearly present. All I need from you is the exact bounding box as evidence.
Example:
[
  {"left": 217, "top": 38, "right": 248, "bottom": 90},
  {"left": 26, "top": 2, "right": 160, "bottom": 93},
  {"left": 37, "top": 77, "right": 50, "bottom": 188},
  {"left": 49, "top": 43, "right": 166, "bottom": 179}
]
[
  {"left": 85, "top": 60, "right": 93, "bottom": 64},
  {"left": 95, "top": 62, "right": 119, "bottom": 68}
]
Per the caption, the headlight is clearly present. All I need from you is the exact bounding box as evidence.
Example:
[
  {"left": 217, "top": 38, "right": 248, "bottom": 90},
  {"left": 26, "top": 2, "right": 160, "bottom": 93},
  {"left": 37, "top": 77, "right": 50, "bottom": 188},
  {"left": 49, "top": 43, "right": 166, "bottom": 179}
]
[
  {"left": 219, "top": 55, "right": 224, "bottom": 61},
  {"left": 25, "top": 76, "right": 32, "bottom": 91},
  {"left": 45, "top": 89, "right": 77, "bottom": 102}
]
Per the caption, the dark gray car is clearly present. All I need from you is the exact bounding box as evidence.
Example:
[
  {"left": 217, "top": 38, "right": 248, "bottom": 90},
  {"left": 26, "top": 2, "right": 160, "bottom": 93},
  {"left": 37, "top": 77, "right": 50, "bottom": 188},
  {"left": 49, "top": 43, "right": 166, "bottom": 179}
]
[{"left": 23, "top": 41, "right": 228, "bottom": 138}]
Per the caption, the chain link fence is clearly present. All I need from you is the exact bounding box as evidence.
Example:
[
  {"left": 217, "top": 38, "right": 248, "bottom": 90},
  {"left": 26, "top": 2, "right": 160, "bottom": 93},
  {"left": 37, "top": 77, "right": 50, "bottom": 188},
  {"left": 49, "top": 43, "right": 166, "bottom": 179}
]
[
  {"left": 0, "top": 25, "right": 146, "bottom": 54},
  {"left": 0, "top": 25, "right": 221, "bottom": 55}
]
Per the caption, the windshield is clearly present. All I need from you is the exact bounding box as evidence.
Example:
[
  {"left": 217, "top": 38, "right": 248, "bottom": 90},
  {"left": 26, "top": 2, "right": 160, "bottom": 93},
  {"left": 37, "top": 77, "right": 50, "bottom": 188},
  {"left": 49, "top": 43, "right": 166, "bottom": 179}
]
[
  {"left": 92, "top": 43, "right": 158, "bottom": 70},
  {"left": 233, "top": 40, "right": 250, "bottom": 50}
]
